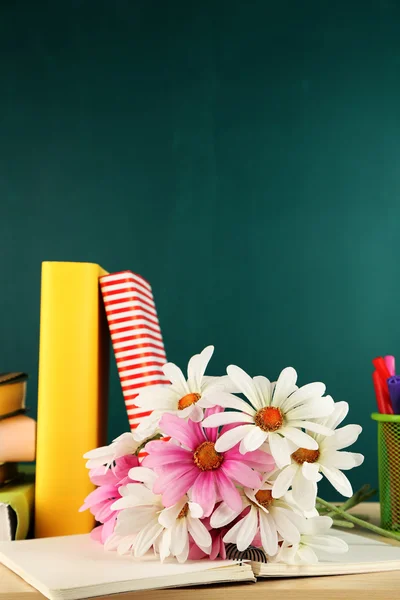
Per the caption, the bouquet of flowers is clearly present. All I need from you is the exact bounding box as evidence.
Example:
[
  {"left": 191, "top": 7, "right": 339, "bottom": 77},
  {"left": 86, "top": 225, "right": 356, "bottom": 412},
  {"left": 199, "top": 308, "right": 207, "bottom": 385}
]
[{"left": 81, "top": 346, "right": 366, "bottom": 564}]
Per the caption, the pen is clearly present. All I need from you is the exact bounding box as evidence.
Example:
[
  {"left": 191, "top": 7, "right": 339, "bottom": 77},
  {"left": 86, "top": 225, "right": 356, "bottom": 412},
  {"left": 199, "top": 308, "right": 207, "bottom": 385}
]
[
  {"left": 384, "top": 355, "right": 396, "bottom": 377},
  {"left": 387, "top": 376, "right": 400, "bottom": 415},
  {"left": 372, "top": 370, "right": 388, "bottom": 414}
]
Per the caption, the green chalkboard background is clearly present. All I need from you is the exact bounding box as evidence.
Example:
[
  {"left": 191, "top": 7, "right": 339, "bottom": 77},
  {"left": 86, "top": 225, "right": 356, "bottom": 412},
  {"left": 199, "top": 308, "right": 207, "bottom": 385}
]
[{"left": 2, "top": 0, "right": 400, "bottom": 500}]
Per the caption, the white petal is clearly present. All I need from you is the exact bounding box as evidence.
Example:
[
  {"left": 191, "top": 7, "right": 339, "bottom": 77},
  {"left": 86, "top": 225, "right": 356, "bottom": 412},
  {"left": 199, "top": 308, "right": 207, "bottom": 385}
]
[
  {"left": 133, "top": 415, "right": 161, "bottom": 442},
  {"left": 187, "top": 515, "right": 212, "bottom": 552},
  {"left": 285, "top": 396, "right": 334, "bottom": 421},
  {"left": 170, "top": 518, "right": 188, "bottom": 556},
  {"left": 214, "top": 424, "right": 255, "bottom": 452},
  {"left": 303, "top": 534, "right": 349, "bottom": 554},
  {"left": 158, "top": 498, "right": 186, "bottom": 528},
  {"left": 162, "top": 362, "right": 190, "bottom": 395},
  {"left": 189, "top": 346, "right": 214, "bottom": 390},
  {"left": 318, "top": 401, "right": 349, "bottom": 431},
  {"left": 202, "top": 411, "right": 254, "bottom": 428},
  {"left": 292, "top": 469, "right": 317, "bottom": 512},
  {"left": 280, "top": 427, "right": 319, "bottom": 450},
  {"left": 236, "top": 507, "right": 258, "bottom": 551},
  {"left": 201, "top": 375, "right": 240, "bottom": 394},
  {"left": 259, "top": 511, "right": 278, "bottom": 556},
  {"left": 271, "top": 507, "right": 301, "bottom": 544},
  {"left": 159, "top": 529, "right": 172, "bottom": 562},
  {"left": 321, "top": 450, "right": 364, "bottom": 470},
  {"left": 133, "top": 520, "right": 164, "bottom": 557},
  {"left": 210, "top": 502, "right": 242, "bottom": 528},
  {"left": 128, "top": 467, "right": 157, "bottom": 489},
  {"left": 176, "top": 536, "right": 190, "bottom": 563},
  {"left": 202, "top": 391, "right": 256, "bottom": 415},
  {"left": 115, "top": 507, "right": 156, "bottom": 534},
  {"left": 280, "top": 382, "right": 326, "bottom": 412},
  {"left": 226, "top": 365, "right": 262, "bottom": 409},
  {"left": 252, "top": 376, "right": 272, "bottom": 407},
  {"left": 297, "top": 545, "right": 319, "bottom": 564},
  {"left": 134, "top": 386, "right": 177, "bottom": 409},
  {"left": 301, "top": 461, "right": 322, "bottom": 482},
  {"left": 188, "top": 502, "right": 203, "bottom": 519},
  {"left": 289, "top": 420, "right": 334, "bottom": 436},
  {"left": 320, "top": 465, "right": 353, "bottom": 497},
  {"left": 300, "top": 516, "right": 333, "bottom": 535},
  {"left": 269, "top": 433, "right": 291, "bottom": 469},
  {"left": 116, "top": 535, "right": 136, "bottom": 556},
  {"left": 272, "top": 464, "right": 298, "bottom": 498},
  {"left": 189, "top": 404, "right": 204, "bottom": 422},
  {"left": 223, "top": 509, "right": 257, "bottom": 551},
  {"left": 323, "top": 424, "right": 363, "bottom": 450},
  {"left": 241, "top": 426, "right": 269, "bottom": 452},
  {"left": 271, "top": 367, "right": 298, "bottom": 407}
]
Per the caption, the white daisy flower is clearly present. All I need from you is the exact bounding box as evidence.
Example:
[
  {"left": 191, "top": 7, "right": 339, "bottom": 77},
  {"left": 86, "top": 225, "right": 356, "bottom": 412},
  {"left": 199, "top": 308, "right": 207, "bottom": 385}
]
[
  {"left": 273, "top": 515, "right": 348, "bottom": 564},
  {"left": 202, "top": 365, "right": 334, "bottom": 469},
  {"left": 106, "top": 467, "right": 164, "bottom": 557},
  {"left": 107, "top": 467, "right": 211, "bottom": 562},
  {"left": 272, "top": 401, "right": 364, "bottom": 510},
  {"left": 210, "top": 475, "right": 304, "bottom": 557},
  {"left": 133, "top": 346, "right": 237, "bottom": 442},
  {"left": 156, "top": 497, "right": 212, "bottom": 563},
  {"left": 83, "top": 432, "right": 141, "bottom": 470}
]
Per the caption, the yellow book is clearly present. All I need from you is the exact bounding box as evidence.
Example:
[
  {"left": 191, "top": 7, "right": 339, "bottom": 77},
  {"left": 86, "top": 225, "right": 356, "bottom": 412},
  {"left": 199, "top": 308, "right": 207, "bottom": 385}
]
[
  {"left": 35, "top": 262, "right": 109, "bottom": 538},
  {"left": 0, "top": 481, "right": 34, "bottom": 540}
]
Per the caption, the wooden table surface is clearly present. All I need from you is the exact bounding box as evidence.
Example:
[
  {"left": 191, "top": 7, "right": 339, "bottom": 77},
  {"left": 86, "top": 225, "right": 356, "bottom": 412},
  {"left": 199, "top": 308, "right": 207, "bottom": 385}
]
[{"left": 1, "top": 503, "right": 399, "bottom": 600}]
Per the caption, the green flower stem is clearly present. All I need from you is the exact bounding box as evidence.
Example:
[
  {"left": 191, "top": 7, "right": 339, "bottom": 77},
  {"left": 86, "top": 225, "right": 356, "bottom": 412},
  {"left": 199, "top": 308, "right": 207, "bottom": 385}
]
[{"left": 316, "top": 497, "right": 400, "bottom": 543}]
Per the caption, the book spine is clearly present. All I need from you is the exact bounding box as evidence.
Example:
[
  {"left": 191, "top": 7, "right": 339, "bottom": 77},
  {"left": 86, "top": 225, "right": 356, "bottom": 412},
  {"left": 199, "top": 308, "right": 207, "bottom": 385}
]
[
  {"left": 35, "top": 262, "right": 109, "bottom": 537},
  {"left": 100, "top": 271, "right": 169, "bottom": 431}
]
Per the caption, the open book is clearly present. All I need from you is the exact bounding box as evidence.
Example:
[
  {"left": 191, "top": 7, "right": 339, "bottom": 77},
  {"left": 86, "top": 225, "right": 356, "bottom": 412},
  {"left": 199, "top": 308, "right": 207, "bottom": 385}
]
[{"left": 1, "top": 530, "right": 400, "bottom": 600}]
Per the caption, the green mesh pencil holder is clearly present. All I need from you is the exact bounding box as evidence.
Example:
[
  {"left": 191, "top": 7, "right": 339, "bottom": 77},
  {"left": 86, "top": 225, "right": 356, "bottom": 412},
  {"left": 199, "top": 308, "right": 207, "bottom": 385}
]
[{"left": 371, "top": 413, "right": 400, "bottom": 532}]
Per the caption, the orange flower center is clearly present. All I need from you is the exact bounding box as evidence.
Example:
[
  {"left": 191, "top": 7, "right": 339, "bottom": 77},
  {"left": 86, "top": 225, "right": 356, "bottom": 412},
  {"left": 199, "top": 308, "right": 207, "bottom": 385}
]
[
  {"left": 193, "top": 441, "right": 223, "bottom": 471},
  {"left": 178, "top": 392, "right": 201, "bottom": 410},
  {"left": 254, "top": 407, "right": 283, "bottom": 432},
  {"left": 255, "top": 489, "right": 274, "bottom": 508},
  {"left": 177, "top": 503, "right": 189, "bottom": 519},
  {"left": 291, "top": 447, "right": 320, "bottom": 464}
]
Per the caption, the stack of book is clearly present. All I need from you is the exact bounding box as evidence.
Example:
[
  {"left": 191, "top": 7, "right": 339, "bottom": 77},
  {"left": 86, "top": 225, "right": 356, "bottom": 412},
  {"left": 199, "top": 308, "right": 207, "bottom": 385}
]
[{"left": 0, "top": 373, "right": 35, "bottom": 541}]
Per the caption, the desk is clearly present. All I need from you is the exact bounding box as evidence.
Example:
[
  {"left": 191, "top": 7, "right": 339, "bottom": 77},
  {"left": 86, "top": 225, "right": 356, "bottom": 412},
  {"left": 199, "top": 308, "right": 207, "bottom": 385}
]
[{"left": 1, "top": 503, "right": 399, "bottom": 600}]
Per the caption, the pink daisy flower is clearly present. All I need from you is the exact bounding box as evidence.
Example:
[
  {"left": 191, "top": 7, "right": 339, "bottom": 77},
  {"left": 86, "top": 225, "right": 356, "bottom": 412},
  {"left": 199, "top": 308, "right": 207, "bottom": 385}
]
[
  {"left": 142, "top": 408, "right": 275, "bottom": 517},
  {"left": 80, "top": 454, "right": 139, "bottom": 544}
]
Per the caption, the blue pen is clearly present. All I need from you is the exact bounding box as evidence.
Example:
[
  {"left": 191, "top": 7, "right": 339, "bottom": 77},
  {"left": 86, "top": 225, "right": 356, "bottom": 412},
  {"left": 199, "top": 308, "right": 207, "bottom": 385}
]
[{"left": 387, "top": 376, "right": 400, "bottom": 414}]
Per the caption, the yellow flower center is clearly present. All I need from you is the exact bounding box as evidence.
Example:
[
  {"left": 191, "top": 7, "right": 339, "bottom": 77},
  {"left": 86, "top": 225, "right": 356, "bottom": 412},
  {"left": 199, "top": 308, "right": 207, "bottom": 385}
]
[
  {"left": 177, "top": 503, "right": 189, "bottom": 519},
  {"left": 291, "top": 447, "right": 320, "bottom": 464},
  {"left": 178, "top": 392, "right": 201, "bottom": 410},
  {"left": 255, "top": 489, "right": 274, "bottom": 508},
  {"left": 254, "top": 407, "right": 283, "bottom": 432},
  {"left": 193, "top": 441, "right": 223, "bottom": 471}
]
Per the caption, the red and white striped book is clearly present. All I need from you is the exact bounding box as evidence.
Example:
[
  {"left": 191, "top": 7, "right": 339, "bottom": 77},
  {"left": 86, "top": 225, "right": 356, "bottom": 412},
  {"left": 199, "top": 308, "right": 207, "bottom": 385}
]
[{"left": 99, "top": 271, "right": 169, "bottom": 431}]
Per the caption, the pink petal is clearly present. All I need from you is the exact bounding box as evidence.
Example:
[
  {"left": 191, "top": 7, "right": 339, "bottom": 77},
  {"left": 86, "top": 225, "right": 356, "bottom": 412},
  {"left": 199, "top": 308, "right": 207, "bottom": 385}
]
[
  {"left": 214, "top": 470, "right": 243, "bottom": 512},
  {"left": 89, "top": 467, "right": 118, "bottom": 486},
  {"left": 191, "top": 472, "right": 217, "bottom": 517},
  {"left": 114, "top": 455, "right": 139, "bottom": 480},
  {"left": 159, "top": 414, "right": 205, "bottom": 450},
  {"left": 90, "top": 525, "right": 103, "bottom": 543},
  {"left": 188, "top": 542, "right": 208, "bottom": 560},
  {"left": 101, "top": 515, "right": 117, "bottom": 543},
  {"left": 204, "top": 406, "right": 224, "bottom": 443},
  {"left": 142, "top": 447, "right": 193, "bottom": 468},
  {"left": 79, "top": 485, "right": 118, "bottom": 511},
  {"left": 95, "top": 499, "right": 117, "bottom": 523},
  {"left": 161, "top": 467, "right": 199, "bottom": 506},
  {"left": 221, "top": 460, "right": 261, "bottom": 488},
  {"left": 152, "top": 463, "right": 196, "bottom": 493},
  {"left": 225, "top": 447, "right": 275, "bottom": 472}
]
